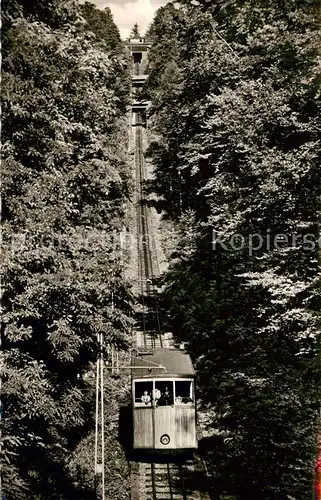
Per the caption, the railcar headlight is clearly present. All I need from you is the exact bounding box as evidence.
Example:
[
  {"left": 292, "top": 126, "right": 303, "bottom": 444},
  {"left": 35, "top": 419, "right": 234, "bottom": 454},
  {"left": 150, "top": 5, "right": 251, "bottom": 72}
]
[{"left": 160, "top": 434, "right": 170, "bottom": 445}]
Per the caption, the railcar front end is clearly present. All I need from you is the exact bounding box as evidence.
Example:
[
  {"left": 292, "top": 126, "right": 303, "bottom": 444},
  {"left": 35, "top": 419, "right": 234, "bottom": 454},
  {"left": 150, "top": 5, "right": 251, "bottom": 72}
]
[{"left": 131, "top": 348, "right": 198, "bottom": 451}]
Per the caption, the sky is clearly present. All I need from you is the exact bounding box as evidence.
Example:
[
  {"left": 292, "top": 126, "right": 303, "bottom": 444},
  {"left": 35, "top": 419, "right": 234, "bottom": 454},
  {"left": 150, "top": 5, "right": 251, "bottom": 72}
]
[{"left": 90, "top": 0, "right": 168, "bottom": 39}]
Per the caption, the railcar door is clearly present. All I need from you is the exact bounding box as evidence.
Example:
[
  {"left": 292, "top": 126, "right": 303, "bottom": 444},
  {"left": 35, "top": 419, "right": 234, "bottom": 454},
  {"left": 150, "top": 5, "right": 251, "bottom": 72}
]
[{"left": 153, "top": 380, "right": 176, "bottom": 448}]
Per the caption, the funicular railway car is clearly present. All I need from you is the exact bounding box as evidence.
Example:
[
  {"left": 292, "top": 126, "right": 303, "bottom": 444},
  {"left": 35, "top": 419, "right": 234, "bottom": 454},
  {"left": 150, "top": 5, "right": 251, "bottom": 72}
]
[{"left": 131, "top": 348, "right": 198, "bottom": 450}]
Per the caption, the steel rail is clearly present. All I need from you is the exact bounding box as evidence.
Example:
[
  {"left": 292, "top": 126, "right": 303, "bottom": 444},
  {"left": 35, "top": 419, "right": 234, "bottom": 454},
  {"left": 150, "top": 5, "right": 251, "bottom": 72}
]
[{"left": 167, "top": 463, "right": 174, "bottom": 499}]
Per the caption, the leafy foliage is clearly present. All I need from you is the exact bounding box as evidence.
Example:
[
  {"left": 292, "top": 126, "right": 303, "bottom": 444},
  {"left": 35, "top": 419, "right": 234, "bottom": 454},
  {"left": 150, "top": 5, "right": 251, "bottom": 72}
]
[
  {"left": 79, "top": 1, "right": 121, "bottom": 51},
  {"left": 146, "top": 1, "right": 321, "bottom": 498},
  {"left": 2, "top": 0, "right": 132, "bottom": 497}
]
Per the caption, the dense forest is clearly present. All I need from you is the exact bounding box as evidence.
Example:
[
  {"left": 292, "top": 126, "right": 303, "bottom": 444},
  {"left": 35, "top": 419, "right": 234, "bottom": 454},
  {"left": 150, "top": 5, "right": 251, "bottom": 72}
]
[
  {"left": 2, "top": 0, "right": 321, "bottom": 498},
  {"left": 145, "top": 0, "right": 321, "bottom": 498},
  {"left": 2, "top": 0, "right": 132, "bottom": 497}
]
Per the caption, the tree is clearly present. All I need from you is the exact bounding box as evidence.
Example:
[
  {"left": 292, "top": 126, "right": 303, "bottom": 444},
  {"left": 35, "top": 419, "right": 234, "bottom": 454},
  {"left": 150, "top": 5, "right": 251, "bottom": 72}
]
[
  {"left": 79, "top": 2, "right": 121, "bottom": 51},
  {"left": 129, "top": 22, "right": 141, "bottom": 39},
  {"left": 146, "top": 1, "right": 321, "bottom": 498}
]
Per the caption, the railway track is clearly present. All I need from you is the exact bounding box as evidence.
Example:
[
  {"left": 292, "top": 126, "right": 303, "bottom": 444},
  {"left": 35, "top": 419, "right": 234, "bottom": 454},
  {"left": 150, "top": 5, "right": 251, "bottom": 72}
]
[
  {"left": 146, "top": 462, "right": 188, "bottom": 499},
  {"left": 131, "top": 457, "right": 212, "bottom": 500},
  {"left": 135, "top": 113, "right": 163, "bottom": 350},
  {"left": 135, "top": 330, "right": 174, "bottom": 349}
]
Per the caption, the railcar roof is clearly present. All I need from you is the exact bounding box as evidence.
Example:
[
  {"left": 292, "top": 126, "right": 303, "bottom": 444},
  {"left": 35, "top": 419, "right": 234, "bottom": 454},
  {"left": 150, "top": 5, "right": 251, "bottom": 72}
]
[{"left": 131, "top": 348, "right": 195, "bottom": 378}]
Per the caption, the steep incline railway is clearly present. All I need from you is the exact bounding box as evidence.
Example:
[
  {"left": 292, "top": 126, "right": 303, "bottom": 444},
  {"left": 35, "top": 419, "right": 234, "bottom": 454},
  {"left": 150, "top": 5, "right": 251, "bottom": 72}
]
[{"left": 128, "top": 37, "right": 212, "bottom": 500}]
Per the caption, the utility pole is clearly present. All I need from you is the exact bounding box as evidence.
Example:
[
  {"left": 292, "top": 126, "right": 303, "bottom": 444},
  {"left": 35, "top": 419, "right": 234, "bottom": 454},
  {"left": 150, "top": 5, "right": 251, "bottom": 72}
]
[
  {"left": 94, "top": 331, "right": 105, "bottom": 500},
  {"left": 178, "top": 169, "right": 182, "bottom": 215},
  {"left": 94, "top": 289, "right": 116, "bottom": 497},
  {"left": 0, "top": 329, "right": 2, "bottom": 500},
  {"left": 0, "top": 193, "right": 2, "bottom": 500}
]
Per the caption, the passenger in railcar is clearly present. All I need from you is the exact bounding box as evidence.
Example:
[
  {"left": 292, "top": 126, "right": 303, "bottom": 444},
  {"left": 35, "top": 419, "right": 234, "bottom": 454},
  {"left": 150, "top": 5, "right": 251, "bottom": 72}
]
[
  {"left": 158, "top": 385, "right": 173, "bottom": 406},
  {"left": 152, "top": 387, "right": 161, "bottom": 406},
  {"left": 163, "top": 386, "right": 172, "bottom": 406},
  {"left": 141, "top": 391, "right": 151, "bottom": 405}
]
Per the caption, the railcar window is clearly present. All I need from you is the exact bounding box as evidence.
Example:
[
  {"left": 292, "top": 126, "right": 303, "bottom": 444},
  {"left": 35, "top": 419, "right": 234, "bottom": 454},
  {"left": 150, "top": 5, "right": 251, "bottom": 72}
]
[
  {"left": 155, "top": 381, "right": 174, "bottom": 406},
  {"left": 134, "top": 381, "right": 152, "bottom": 407},
  {"left": 175, "top": 381, "right": 193, "bottom": 406}
]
